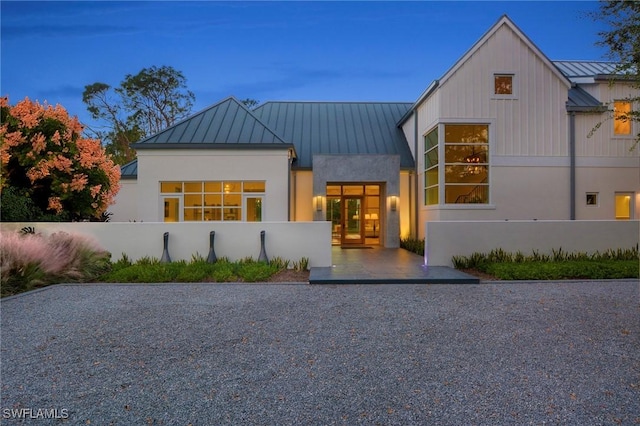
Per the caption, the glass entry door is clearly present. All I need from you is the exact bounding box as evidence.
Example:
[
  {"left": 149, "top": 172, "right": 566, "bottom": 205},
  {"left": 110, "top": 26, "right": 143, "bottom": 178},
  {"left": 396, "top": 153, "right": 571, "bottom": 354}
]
[{"left": 342, "top": 196, "right": 364, "bottom": 245}]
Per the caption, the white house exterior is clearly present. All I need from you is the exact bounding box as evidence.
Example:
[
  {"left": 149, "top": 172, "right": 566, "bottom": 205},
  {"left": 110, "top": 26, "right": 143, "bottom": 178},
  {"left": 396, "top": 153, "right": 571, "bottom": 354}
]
[{"left": 110, "top": 15, "right": 640, "bottom": 247}]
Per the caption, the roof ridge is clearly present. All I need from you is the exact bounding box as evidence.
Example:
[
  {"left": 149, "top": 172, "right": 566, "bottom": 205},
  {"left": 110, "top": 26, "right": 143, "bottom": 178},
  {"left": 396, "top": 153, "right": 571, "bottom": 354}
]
[
  {"left": 257, "top": 100, "right": 413, "bottom": 105},
  {"left": 553, "top": 60, "right": 618, "bottom": 63},
  {"left": 133, "top": 96, "right": 293, "bottom": 148}
]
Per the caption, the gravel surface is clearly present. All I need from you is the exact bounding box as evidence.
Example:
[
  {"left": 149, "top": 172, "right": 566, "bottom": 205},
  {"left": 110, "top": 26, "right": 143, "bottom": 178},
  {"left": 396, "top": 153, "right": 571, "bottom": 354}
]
[{"left": 1, "top": 281, "right": 638, "bottom": 425}]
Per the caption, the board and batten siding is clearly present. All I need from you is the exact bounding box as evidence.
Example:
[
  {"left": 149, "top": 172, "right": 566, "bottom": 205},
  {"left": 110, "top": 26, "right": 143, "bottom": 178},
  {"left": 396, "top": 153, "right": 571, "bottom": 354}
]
[
  {"left": 436, "top": 24, "right": 569, "bottom": 158},
  {"left": 574, "top": 82, "right": 639, "bottom": 158}
]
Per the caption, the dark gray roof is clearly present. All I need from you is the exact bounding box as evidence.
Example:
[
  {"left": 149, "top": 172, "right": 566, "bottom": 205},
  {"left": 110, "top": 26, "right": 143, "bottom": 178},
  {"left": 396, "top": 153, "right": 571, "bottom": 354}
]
[
  {"left": 133, "top": 96, "right": 293, "bottom": 150},
  {"left": 553, "top": 61, "right": 619, "bottom": 79},
  {"left": 566, "top": 86, "right": 605, "bottom": 112},
  {"left": 253, "top": 102, "right": 415, "bottom": 169},
  {"left": 120, "top": 159, "right": 137, "bottom": 179}
]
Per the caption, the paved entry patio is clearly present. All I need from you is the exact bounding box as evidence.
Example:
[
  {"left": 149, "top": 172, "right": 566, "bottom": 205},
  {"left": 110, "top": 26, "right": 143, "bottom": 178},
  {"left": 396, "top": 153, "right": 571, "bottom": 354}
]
[{"left": 309, "top": 246, "right": 479, "bottom": 284}]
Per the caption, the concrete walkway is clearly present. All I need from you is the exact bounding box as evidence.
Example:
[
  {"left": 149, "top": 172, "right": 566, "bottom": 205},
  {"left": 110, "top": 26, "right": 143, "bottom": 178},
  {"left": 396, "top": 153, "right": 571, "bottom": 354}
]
[{"left": 309, "top": 246, "right": 479, "bottom": 284}]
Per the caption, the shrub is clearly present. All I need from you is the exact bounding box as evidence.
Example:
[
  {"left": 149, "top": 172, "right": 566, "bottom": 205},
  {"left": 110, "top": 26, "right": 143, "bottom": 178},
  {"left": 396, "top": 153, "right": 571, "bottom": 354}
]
[
  {"left": 238, "top": 262, "right": 279, "bottom": 282},
  {"left": 1, "top": 96, "right": 120, "bottom": 221},
  {"left": 452, "top": 246, "right": 639, "bottom": 280},
  {"left": 400, "top": 238, "right": 424, "bottom": 256}
]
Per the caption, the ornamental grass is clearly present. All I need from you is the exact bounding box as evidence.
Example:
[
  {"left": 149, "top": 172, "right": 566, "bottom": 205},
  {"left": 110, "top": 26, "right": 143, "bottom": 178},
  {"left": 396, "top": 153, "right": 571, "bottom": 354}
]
[{"left": 0, "top": 231, "right": 111, "bottom": 297}]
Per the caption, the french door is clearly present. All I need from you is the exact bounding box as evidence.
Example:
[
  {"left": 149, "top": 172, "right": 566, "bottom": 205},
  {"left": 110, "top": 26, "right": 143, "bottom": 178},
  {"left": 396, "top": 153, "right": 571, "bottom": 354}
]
[{"left": 342, "top": 196, "right": 364, "bottom": 245}]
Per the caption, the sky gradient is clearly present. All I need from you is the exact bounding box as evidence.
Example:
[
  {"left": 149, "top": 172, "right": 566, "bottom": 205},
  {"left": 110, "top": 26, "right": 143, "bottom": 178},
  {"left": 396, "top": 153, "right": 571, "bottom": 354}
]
[{"left": 1, "top": 1, "right": 609, "bottom": 131}]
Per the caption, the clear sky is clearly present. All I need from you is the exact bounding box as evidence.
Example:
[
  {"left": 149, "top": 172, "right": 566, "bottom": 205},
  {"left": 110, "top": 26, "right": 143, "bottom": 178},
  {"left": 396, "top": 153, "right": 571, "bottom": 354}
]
[{"left": 1, "top": 1, "right": 608, "bottom": 130}]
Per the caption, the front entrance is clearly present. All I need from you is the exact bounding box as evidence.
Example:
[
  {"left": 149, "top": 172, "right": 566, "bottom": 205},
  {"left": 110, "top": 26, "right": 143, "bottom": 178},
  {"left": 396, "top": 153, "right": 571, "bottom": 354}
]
[
  {"left": 343, "top": 196, "right": 364, "bottom": 245},
  {"left": 326, "top": 184, "right": 381, "bottom": 246}
]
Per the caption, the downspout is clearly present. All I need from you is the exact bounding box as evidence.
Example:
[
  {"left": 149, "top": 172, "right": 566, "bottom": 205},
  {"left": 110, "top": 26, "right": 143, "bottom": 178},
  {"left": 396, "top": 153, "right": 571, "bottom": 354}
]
[
  {"left": 413, "top": 109, "right": 419, "bottom": 239},
  {"left": 288, "top": 149, "right": 293, "bottom": 221},
  {"left": 569, "top": 112, "right": 576, "bottom": 220}
]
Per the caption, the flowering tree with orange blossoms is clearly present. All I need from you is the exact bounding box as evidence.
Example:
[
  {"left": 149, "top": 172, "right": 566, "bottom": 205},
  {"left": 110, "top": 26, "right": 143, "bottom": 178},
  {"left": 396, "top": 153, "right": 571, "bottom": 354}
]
[{"left": 1, "top": 96, "right": 120, "bottom": 221}]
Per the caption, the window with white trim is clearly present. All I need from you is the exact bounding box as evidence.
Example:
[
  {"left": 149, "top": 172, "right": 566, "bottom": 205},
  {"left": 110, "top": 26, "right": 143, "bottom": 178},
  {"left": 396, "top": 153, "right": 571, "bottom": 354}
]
[
  {"left": 160, "top": 181, "right": 265, "bottom": 222},
  {"left": 423, "top": 128, "right": 438, "bottom": 205},
  {"left": 444, "top": 124, "right": 489, "bottom": 204}
]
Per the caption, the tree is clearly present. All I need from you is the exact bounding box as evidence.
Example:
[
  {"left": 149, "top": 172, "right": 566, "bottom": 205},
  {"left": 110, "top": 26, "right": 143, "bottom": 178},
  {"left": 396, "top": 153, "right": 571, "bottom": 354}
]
[
  {"left": 83, "top": 65, "right": 195, "bottom": 164},
  {"left": 240, "top": 98, "right": 260, "bottom": 110},
  {"left": 0, "top": 96, "right": 121, "bottom": 221},
  {"left": 591, "top": 0, "right": 640, "bottom": 144}
]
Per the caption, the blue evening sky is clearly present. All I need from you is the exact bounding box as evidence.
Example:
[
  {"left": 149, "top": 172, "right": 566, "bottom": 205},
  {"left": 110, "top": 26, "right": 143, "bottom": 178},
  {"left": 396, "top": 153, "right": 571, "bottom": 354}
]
[{"left": 1, "top": 1, "right": 608, "bottom": 130}]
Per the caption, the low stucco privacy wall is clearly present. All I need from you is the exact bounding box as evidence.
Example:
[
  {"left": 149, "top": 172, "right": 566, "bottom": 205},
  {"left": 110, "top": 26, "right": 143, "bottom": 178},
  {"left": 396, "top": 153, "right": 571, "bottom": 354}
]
[
  {"left": 1, "top": 222, "right": 332, "bottom": 267},
  {"left": 425, "top": 220, "right": 640, "bottom": 267}
]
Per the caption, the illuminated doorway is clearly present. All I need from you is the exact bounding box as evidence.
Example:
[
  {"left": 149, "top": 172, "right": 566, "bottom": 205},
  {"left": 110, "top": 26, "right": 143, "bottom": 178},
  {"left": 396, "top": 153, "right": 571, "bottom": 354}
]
[{"left": 326, "top": 184, "right": 381, "bottom": 246}]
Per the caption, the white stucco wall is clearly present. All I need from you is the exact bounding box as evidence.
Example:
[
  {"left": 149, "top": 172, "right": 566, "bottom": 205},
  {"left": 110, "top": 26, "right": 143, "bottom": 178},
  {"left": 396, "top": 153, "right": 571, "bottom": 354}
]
[
  {"left": 425, "top": 220, "right": 640, "bottom": 267},
  {"left": 136, "top": 149, "right": 291, "bottom": 222},
  {"left": 1, "top": 221, "right": 332, "bottom": 267},
  {"left": 109, "top": 179, "right": 139, "bottom": 222}
]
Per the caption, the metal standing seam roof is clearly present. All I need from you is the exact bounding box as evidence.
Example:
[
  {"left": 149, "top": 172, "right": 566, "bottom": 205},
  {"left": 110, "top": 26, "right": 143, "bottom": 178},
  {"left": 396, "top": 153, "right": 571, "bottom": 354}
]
[
  {"left": 566, "top": 86, "right": 605, "bottom": 112},
  {"left": 132, "top": 96, "right": 293, "bottom": 150},
  {"left": 253, "top": 101, "right": 415, "bottom": 170},
  {"left": 119, "top": 159, "right": 137, "bottom": 179},
  {"left": 552, "top": 61, "right": 620, "bottom": 79}
]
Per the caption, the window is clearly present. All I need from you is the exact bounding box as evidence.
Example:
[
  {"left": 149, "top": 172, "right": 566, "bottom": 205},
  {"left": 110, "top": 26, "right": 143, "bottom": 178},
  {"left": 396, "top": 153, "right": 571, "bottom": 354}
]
[
  {"left": 424, "top": 128, "right": 438, "bottom": 205},
  {"left": 615, "top": 192, "right": 634, "bottom": 220},
  {"left": 444, "top": 124, "right": 489, "bottom": 204},
  {"left": 613, "top": 101, "right": 632, "bottom": 136},
  {"left": 160, "top": 181, "right": 265, "bottom": 222},
  {"left": 494, "top": 74, "right": 513, "bottom": 96},
  {"left": 586, "top": 193, "right": 598, "bottom": 206}
]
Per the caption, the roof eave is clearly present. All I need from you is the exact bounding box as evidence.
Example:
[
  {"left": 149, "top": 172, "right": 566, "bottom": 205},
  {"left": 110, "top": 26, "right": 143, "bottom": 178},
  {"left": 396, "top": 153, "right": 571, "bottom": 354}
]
[
  {"left": 594, "top": 73, "right": 640, "bottom": 83},
  {"left": 132, "top": 143, "right": 296, "bottom": 151},
  {"left": 566, "top": 105, "right": 607, "bottom": 113},
  {"left": 397, "top": 80, "right": 439, "bottom": 126}
]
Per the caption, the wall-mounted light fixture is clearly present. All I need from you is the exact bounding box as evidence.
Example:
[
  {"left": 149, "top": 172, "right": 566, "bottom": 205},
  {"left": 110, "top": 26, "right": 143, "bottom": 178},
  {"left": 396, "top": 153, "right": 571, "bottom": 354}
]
[
  {"left": 389, "top": 195, "right": 398, "bottom": 211},
  {"left": 314, "top": 195, "right": 325, "bottom": 212}
]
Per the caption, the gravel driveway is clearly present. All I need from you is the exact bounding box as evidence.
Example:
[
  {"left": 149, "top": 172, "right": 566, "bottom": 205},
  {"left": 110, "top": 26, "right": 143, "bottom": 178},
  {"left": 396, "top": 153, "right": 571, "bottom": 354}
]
[{"left": 1, "top": 281, "right": 638, "bottom": 425}]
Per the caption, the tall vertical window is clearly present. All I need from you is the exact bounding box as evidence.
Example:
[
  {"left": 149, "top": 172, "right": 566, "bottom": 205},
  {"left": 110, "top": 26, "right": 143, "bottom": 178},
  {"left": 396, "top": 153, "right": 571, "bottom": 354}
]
[
  {"left": 444, "top": 124, "right": 489, "bottom": 204},
  {"left": 613, "top": 101, "right": 632, "bottom": 136},
  {"left": 424, "top": 128, "right": 439, "bottom": 205}
]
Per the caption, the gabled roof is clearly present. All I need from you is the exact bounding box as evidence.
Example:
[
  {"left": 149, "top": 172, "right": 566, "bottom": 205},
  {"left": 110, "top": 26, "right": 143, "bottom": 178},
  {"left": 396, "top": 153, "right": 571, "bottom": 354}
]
[
  {"left": 441, "top": 15, "right": 571, "bottom": 88},
  {"left": 133, "top": 96, "right": 294, "bottom": 152},
  {"left": 253, "top": 101, "right": 415, "bottom": 170},
  {"left": 400, "top": 15, "right": 571, "bottom": 126}
]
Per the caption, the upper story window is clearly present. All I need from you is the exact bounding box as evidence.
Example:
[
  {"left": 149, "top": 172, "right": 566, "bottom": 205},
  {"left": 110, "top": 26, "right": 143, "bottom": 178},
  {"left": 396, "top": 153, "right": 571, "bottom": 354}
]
[
  {"left": 613, "top": 101, "right": 632, "bottom": 136},
  {"left": 494, "top": 74, "right": 514, "bottom": 96}
]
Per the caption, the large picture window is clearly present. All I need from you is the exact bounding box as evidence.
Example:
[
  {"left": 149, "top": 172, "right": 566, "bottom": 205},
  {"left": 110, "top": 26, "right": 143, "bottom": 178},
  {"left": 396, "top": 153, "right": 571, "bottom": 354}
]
[
  {"left": 444, "top": 124, "right": 489, "bottom": 204},
  {"left": 160, "top": 181, "right": 265, "bottom": 222}
]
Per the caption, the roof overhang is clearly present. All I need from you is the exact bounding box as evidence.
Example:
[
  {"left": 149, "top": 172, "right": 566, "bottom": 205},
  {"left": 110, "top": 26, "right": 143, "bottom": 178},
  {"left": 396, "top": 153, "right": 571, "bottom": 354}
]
[{"left": 132, "top": 142, "right": 296, "bottom": 156}]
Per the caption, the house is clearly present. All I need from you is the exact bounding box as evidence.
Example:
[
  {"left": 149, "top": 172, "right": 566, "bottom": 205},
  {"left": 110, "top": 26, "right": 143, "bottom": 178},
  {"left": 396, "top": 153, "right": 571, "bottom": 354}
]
[{"left": 110, "top": 15, "right": 640, "bottom": 248}]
